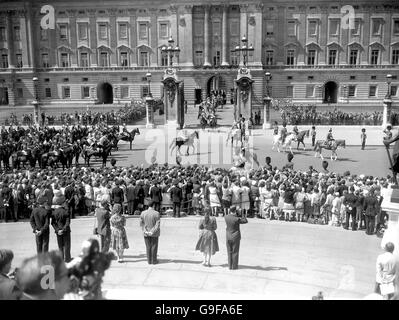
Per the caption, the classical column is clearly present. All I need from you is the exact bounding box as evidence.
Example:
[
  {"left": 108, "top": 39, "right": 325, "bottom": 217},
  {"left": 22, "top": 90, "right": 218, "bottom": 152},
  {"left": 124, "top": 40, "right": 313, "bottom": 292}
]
[
  {"left": 221, "top": 5, "right": 229, "bottom": 66},
  {"left": 178, "top": 5, "right": 193, "bottom": 67},
  {"left": 128, "top": 9, "right": 137, "bottom": 66},
  {"left": 88, "top": 9, "right": 98, "bottom": 66},
  {"left": 26, "top": 6, "right": 36, "bottom": 68},
  {"left": 67, "top": 9, "right": 78, "bottom": 67},
  {"left": 6, "top": 11, "right": 15, "bottom": 68},
  {"left": 109, "top": 8, "right": 118, "bottom": 66},
  {"left": 150, "top": 8, "right": 158, "bottom": 67},
  {"left": 203, "top": 5, "right": 211, "bottom": 67}
]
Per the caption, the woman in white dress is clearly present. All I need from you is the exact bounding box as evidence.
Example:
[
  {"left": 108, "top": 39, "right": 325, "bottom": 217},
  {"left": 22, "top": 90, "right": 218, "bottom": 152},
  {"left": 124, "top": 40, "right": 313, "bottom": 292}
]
[
  {"left": 259, "top": 181, "right": 274, "bottom": 219},
  {"left": 240, "top": 181, "right": 250, "bottom": 216},
  {"left": 208, "top": 181, "right": 221, "bottom": 216},
  {"left": 230, "top": 180, "right": 242, "bottom": 210}
]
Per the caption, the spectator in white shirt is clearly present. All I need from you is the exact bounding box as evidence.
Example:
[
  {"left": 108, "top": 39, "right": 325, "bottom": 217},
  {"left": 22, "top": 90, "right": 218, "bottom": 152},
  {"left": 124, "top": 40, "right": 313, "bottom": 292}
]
[{"left": 375, "top": 242, "right": 397, "bottom": 300}]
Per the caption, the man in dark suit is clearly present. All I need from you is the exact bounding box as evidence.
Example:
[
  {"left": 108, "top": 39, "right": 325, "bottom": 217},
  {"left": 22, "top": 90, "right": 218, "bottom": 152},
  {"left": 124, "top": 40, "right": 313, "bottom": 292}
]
[
  {"left": 140, "top": 200, "right": 161, "bottom": 264},
  {"left": 64, "top": 180, "right": 76, "bottom": 219},
  {"left": 169, "top": 180, "right": 183, "bottom": 218},
  {"left": 149, "top": 180, "right": 162, "bottom": 213},
  {"left": 363, "top": 188, "right": 379, "bottom": 235},
  {"left": 126, "top": 180, "right": 135, "bottom": 215},
  {"left": 111, "top": 179, "right": 125, "bottom": 213},
  {"left": 224, "top": 206, "right": 248, "bottom": 270},
  {"left": 343, "top": 186, "right": 357, "bottom": 230},
  {"left": 30, "top": 197, "right": 51, "bottom": 253},
  {"left": 133, "top": 180, "right": 145, "bottom": 214},
  {"left": 95, "top": 200, "right": 111, "bottom": 252}
]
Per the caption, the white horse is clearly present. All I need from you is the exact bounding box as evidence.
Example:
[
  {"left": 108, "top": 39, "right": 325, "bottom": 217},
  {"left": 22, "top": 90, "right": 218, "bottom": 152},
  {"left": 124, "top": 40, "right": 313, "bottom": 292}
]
[
  {"left": 272, "top": 133, "right": 296, "bottom": 154},
  {"left": 169, "top": 131, "right": 199, "bottom": 156},
  {"left": 226, "top": 128, "right": 242, "bottom": 147}
]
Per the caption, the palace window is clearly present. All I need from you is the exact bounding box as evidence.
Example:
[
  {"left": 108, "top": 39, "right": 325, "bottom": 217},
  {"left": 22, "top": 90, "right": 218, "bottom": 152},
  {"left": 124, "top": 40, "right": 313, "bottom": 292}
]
[
  {"left": 120, "top": 51, "right": 128, "bottom": 66},
  {"left": 391, "top": 86, "right": 398, "bottom": 97},
  {"left": 213, "top": 50, "right": 221, "bottom": 67},
  {"left": 349, "top": 49, "right": 358, "bottom": 65},
  {"left": 17, "top": 88, "right": 23, "bottom": 98},
  {"left": 45, "top": 87, "right": 51, "bottom": 98},
  {"left": 394, "top": 20, "right": 399, "bottom": 35},
  {"left": 80, "top": 52, "right": 89, "bottom": 67},
  {"left": 372, "top": 19, "right": 382, "bottom": 36},
  {"left": 194, "top": 50, "right": 203, "bottom": 66},
  {"left": 370, "top": 49, "right": 379, "bottom": 65},
  {"left": 286, "top": 49, "right": 295, "bottom": 65},
  {"left": 139, "top": 23, "right": 148, "bottom": 40},
  {"left": 1, "top": 54, "right": 8, "bottom": 68},
  {"left": 41, "top": 53, "right": 49, "bottom": 68},
  {"left": 348, "top": 85, "right": 356, "bottom": 97},
  {"left": 78, "top": 23, "right": 88, "bottom": 40},
  {"left": 99, "top": 23, "right": 108, "bottom": 40},
  {"left": 60, "top": 53, "right": 69, "bottom": 67},
  {"left": 16, "top": 54, "right": 23, "bottom": 68},
  {"left": 307, "top": 50, "right": 315, "bottom": 66},
  {"left": 119, "top": 23, "right": 128, "bottom": 39},
  {"left": 308, "top": 20, "right": 317, "bottom": 37},
  {"left": 392, "top": 49, "right": 399, "bottom": 65},
  {"left": 100, "top": 52, "right": 109, "bottom": 67},
  {"left": 194, "top": 20, "right": 204, "bottom": 37},
  {"left": 141, "top": 85, "right": 149, "bottom": 98},
  {"left": 160, "top": 52, "right": 168, "bottom": 66},
  {"left": 265, "top": 50, "right": 274, "bottom": 66},
  {"left": 14, "top": 26, "right": 20, "bottom": 41},
  {"left": 139, "top": 51, "right": 149, "bottom": 66},
  {"left": 59, "top": 24, "right": 68, "bottom": 40},
  {"left": 286, "top": 86, "right": 293, "bottom": 98},
  {"left": 82, "top": 86, "right": 90, "bottom": 98},
  {"left": 351, "top": 19, "right": 361, "bottom": 36},
  {"left": 369, "top": 85, "right": 377, "bottom": 97},
  {"left": 121, "top": 86, "right": 129, "bottom": 98},
  {"left": 287, "top": 21, "right": 296, "bottom": 36},
  {"left": 0, "top": 27, "right": 6, "bottom": 41},
  {"left": 230, "top": 21, "right": 239, "bottom": 36},
  {"left": 62, "top": 86, "right": 70, "bottom": 99},
  {"left": 266, "top": 22, "right": 274, "bottom": 37},
  {"left": 306, "top": 85, "right": 314, "bottom": 98},
  {"left": 329, "top": 20, "right": 339, "bottom": 36},
  {"left": 159, "top": 22, "right": 168, "bottom": 38},
  {"left": 328, "top": 49, "right": 337, "bottom": 65}
]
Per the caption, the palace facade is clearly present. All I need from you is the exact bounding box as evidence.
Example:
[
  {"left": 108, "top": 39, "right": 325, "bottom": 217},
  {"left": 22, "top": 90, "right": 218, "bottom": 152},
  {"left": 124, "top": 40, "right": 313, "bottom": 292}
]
[{"left": 0, "top": 0, "right": 398, "bottom": 113}]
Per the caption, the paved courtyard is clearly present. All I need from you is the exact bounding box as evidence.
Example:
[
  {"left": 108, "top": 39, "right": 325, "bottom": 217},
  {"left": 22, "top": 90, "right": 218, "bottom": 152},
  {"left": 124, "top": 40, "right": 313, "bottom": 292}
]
[
  {"left": 89, "top": 127, "right": 391, "bottom": 178},
  {"left": 0, "top": 215, "right": 382, "bottom": 299}
]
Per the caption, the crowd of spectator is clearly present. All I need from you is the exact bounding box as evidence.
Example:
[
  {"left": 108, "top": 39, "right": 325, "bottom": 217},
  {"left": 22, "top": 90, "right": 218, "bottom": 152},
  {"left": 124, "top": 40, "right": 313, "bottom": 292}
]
[
  {"left": 278, "top": 105, "right": 383, "bottom": 126},
  {"left": 0, "top": 156, "right": 389, "bottom": 238},
  {"left": 4, "top": 99, "right": 164, "bottom": 126}
]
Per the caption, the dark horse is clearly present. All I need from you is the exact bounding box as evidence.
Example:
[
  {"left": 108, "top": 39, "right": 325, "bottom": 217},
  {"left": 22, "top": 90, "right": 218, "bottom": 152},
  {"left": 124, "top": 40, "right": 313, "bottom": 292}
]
[
  {"left": 82, "top": 143, "right": 113, "bottom": 167},
  {"left": 118, "top": 128, "right": 141, "bottom": 150},
  {"left": 41, "top": 149, "right": 68, "bottom": 170},
  {"left": 295, "top": 130, "right": 310, "bottom": 150}
]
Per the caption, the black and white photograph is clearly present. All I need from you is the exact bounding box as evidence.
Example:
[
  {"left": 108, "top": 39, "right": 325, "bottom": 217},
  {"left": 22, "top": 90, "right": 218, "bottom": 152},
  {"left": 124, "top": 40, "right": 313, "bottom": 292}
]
[{"left": 0, "top": 0, "right": 398, "bottom": 307}]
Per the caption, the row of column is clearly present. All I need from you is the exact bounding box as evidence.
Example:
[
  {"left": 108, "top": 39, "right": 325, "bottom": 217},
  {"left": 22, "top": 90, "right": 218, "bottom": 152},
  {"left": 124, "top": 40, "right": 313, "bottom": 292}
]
[{"left": 203, "top": 5, "right": 229, "bottom": 67}]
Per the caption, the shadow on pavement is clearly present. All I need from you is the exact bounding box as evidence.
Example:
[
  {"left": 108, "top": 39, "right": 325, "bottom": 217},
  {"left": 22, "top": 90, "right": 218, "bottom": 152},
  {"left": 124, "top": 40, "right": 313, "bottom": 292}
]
[{"left": 220, "top": 264, "right": 288, "bottom": 272}]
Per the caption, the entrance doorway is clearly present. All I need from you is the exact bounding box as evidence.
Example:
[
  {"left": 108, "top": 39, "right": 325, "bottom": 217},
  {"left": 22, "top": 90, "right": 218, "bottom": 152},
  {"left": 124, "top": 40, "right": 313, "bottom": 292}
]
[
  {"left": 323, "top": 81, "right": 338, "bottom": 104},
  {"left": 97, "top": 82, "right": 113, "bottom": 104},
  {"left": 195, "top": 88, "right": 202, "bottom": 104},
  {"left": 206, "top": 75, "right": 226, "bottom": 97},
  {"left": 0, "top": 87, "right": 8, "bottom": 105}
]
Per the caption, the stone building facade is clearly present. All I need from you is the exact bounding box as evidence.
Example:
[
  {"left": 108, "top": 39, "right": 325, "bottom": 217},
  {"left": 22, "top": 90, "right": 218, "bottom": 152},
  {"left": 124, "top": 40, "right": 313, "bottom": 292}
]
[{"left": 0, "top": 0, "right": 398, "bottom": 113}]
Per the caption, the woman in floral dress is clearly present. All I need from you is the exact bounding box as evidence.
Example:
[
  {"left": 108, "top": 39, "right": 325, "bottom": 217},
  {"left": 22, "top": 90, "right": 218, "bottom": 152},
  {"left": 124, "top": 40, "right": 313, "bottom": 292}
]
[
  {"left": 195, "top": 208, "right": 219, "bottom": 267},
  {"left": 110, "top": 203, "right": 129, "bottom": 263},
  {"left": 208, "top": 181, "right": 221, "bottom": 216}
]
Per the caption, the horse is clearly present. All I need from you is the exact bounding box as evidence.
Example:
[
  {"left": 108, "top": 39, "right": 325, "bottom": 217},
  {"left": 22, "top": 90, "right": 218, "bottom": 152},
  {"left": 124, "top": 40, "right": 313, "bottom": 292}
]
[
  {"left": 314, "top": 139, "right": 346, "bottom": 161},
  {"left": 169, "top": 131, "right": 199, "bottom": 156},
  {"left": 295, "top": 130, "right": 310, "bottom": 150},
  {"left": 11, "top": 150, "right": 32, "bottom": 169},
  {"left": 41, "top": 149, "right": 68, "bottom": 170},
  {"left": 272, "top": 133, "right": 296, "bottom": 154},
  {"left": 82, "top": 143, "right": 113, "bottom": 167},
  {"left": 118, "top": 128, "right": 140, "bottom": 150}
]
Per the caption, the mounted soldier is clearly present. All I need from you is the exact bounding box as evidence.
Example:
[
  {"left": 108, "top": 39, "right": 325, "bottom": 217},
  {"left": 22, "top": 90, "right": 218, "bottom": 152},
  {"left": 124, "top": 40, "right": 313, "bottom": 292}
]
[
  {"left": 272, "top": 121, "right": 279, "bottom": 136},
  {"left": 280, "top": 122, "right": 288, "bottom": 144},
  {"left": 325, "top": 128, "right": 334, "bottom": 148}
]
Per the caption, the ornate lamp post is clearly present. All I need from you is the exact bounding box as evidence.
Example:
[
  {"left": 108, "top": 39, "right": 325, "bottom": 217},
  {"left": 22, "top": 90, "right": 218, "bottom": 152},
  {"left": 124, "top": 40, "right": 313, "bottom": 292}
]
[
  {"left": 32, "top": 77, "right": 40, "bottom": 126},
  {"left": 383, "top": 74, "right": 393, "bottom": 128},
  {"left": 161, "top": 36, "right": 180, "bottom": 68},
  {"left": 233, "top": 35, "right": 254, "bottom": 67},
  {"left": 263, "top": 72, "right": 272, "bottom": 129},
  {"left": 145, "top": 71, "right": 154, "bottom": 128}
]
